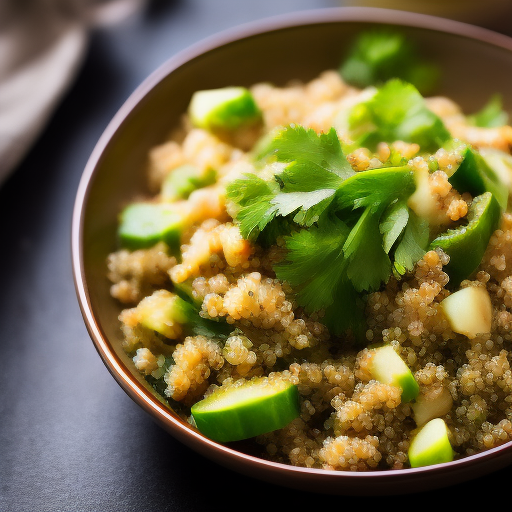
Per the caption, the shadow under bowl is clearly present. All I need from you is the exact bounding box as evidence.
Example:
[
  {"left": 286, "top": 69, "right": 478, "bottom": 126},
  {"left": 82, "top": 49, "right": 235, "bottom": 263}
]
[{"left": 72, "top": 7, "right": 512, "bottom": 495}]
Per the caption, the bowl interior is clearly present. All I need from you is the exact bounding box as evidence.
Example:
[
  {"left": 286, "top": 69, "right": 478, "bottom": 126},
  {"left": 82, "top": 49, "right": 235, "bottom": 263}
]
[{"left": 76, "top": 10, "right": 512, "bottom": 494}]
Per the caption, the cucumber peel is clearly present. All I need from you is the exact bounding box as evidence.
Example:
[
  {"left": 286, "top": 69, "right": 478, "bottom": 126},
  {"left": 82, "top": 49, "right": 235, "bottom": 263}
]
[
  {"left": 189, "top": 87, "right": 261, "bottom": 131},
  {"left": 191, "top": 377, "right": 300, "bottom": 442},
  {"left": 408, "top": 418, "right": 454, "bottom": 468},
  {"left": 430, "top": 192, "right": 501, "bottom": 287}
]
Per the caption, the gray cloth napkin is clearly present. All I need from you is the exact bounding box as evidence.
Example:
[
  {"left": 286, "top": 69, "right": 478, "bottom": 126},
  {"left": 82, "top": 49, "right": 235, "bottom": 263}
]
[{"left": 0, "top": 0, "right": 147, "bottom": 185}]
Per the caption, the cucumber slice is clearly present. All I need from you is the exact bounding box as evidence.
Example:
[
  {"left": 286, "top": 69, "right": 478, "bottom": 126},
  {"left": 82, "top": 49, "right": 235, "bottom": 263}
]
[
  {"left": 408, "top": 418, "right": 454, "bottom": 468},
  {"left": 430, "top": 192, "right": 501, "bottom": 287},
  {"left": 162, "top": 165, "right": 216, "bottom": 202},
  {"left": 369, "top": 345, "right": 419, "bottom": 402},
  {"left": 118, "top": 203, "right": 184, "bottom": 253},
  {"left": 191, "top": 377, "right": 300, "bottom": 442},
  {"left": 441, "top": 286, "right": 492, "bottom": 339},
  {"left": 448, "top": 147, "right": 508, "bottom": 212},
  {"left": 189, "top": 87, "right": 261, "bottom": 131}
]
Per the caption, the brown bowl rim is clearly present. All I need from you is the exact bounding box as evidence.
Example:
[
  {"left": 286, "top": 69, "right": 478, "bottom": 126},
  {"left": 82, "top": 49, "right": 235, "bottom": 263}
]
[{"left": 72, "top": 6, "right": 512, "bottom": 490}]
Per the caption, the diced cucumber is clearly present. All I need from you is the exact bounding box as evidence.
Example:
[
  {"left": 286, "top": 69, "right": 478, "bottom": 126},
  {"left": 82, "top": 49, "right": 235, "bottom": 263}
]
[
  {"left": 369, "top": 345, "right": 419, "bottom": 402},
  {"left": 137, "top": 290, "right": 191, "bottom": 339},
  {"left": 191, "top": 377, "right": 300, "bottom": 443},
  {"left": 411, "top": 387, "right": 453, "bottom": 427},
  {"left": 408, "top": 418, "right": 454, "bottom": 468},
  {"left": 173, "top": 279, "right": 202, "bottom": 307},
  {"left": 448, "top": 147, "right": 508, "bottom": 212},
  {"left": 162, "top": 165, "right": 216, "bottom": 202},
  {"left": 429, "top": 192, "right": 501, "bottom": 287},
  {"left": 467, "top": 94, "right": 508, "bottom": 128},
  {"left": 441, "top": 286, "right": 492, "bottom": 339},
  {"left": 407, "top": 166, "right": 439, "bottom": 224},
  {"left": 137, "top": 290, "right": 231, "bottom": 340},
  {"left": 118, "top": 203, "right": 184, "bottom": 253},
  {"left": 189, "top": 87, "right": 261, "bottom": 131}
]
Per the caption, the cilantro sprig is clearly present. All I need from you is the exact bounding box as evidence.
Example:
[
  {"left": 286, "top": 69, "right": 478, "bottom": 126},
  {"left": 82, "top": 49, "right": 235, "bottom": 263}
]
[
  {"left": 226, "top": 86, "right": 438, "bottom": 336},
  {"left": 346, "top": 79, "right": 451, "bottom": 152},
  {"left": 227, "top": 126, "right": 355, "bottom": 239}
]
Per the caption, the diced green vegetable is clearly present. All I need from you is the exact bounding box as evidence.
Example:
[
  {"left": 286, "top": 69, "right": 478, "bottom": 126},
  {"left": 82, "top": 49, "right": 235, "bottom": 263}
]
[
  {"left": 339, "top": 30, "right": 439, "bottom": 94},
  {"left": 408, "top": 418, "right": 454, "bottom": 468},
  {"left": 191, "top": 377, "right": 300, "bottom": 442},
  {"left": 346, "top": 79, "right": 451, "bottom": 152},
  {"left": 480, "top": 148, "right": 512, "bottom": 199},
  {"left": 430, "top": 192, "right": 501, "bottom": 286},
  {"left": 137, "top": 290, "right": 231, "bottom": 340},
  {"left": 227, "top": 126, "right": 430, "bottom": 335},
  {"left": 448, "top": 147, "right": 508, "bottom": 212},
  {"left": 369, "top": 345, "right": 419, "bottom": 402},
  {"left": 162, "top": 165, "right": 216, "bottom": 201},
  {"left": 173, "top": 279, "right": 202, "bottom": 308},
  {"left": 441, "top": 286, "right": 492, "bottom": 339},
  {"left": 118, "top": 203, "right": 184, "bottom": 253},
  {"left": 138, "top": 291, "right": 191, "bottom": 339},
  {"left": 189, "top": 87, "right": 261, "bottom": 131},
  {"left": 467, "top": 94, "right": 508, "bottom": 128},
  {"left": 412, "top": 388, "right": 453, "bottom": 427}
]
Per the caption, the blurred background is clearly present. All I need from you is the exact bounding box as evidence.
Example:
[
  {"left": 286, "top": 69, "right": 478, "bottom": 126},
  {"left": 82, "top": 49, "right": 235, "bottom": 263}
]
[{"left": 1, "top": 1, "right": 512, "bottom": 510}]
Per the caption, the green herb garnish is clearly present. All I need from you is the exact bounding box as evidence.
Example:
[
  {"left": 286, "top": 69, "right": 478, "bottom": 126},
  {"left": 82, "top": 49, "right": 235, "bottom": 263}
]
[
  {"left": 227, "top": 123, "right": 431, "bottom": 336},
  {"left": 339, "top": 30, "right": 439, "bottom": 94},
  {"left": 346, "top": 79, "right": 451, "bottom": 152}
]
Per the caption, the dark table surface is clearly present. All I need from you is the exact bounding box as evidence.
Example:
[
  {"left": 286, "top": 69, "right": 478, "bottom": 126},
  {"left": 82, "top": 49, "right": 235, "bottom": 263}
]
[{"left": 2, "top": 1, "right": 512, "bottom": 510}]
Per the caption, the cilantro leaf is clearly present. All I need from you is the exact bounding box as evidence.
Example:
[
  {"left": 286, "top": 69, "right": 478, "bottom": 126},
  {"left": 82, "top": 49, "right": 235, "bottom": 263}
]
[
  {"left": 275, "top": 215, "right": 350, "bottom": 313},
  {"left": 339, "top": 30, "right": 439, "bottom": 95},
  {"left": 225, "top": 174, "right": 279, "bottom": 240},
  {"left": 227, "top": 126, "right": 355, "bottom": 237},
  {"left": 380, "top": 200, "right": 409, "bottom": 254},
  {"left": 258, "top": 126, "right": 354, "bottom": 182},
  {"left": 270, "top": 188, "right": 336, "bottom": 227},
  {"left": 468, "top": 94, "right": 508, "bottom": 128},
  {"left": 227, "top": 125, "right": 433, "bottom": 338},
  {"left": 347, "top": 79, "right": 451, "bottom": 152},
  {"left": 394, "top": 210, "right": 429, "bottom": 273},
  {"left": 343, "top": 205, "right": 392, "bottom": 292},
  {"left": 322, "top": 281, "right": 366, "bottom": 339},
  {"left": 335, "top": 166, "right": 416, "bottom": 211},
  {"left": 274, "top": 215, "right": 367, "bottom": 337}
]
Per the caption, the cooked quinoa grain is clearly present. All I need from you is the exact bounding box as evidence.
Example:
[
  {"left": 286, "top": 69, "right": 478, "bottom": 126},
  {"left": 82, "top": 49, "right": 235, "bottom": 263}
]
[{"left": 108, "top": 66, "right": 512, "bottom": 471}]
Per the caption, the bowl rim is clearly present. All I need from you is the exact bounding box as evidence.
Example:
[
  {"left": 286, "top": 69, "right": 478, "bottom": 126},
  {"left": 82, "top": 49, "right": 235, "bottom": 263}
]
[{"left": 72, "top": 6, "right": 512, "bottom": 487}]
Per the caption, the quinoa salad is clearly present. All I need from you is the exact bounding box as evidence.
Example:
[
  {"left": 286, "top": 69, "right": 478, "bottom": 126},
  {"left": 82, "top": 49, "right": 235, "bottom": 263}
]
[{"left": 106, "top": 32, "right": 512, "bottom": 471}]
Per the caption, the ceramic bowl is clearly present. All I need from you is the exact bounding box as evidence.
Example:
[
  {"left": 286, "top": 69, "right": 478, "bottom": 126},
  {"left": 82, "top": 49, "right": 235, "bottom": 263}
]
[{"left": 72, "top": 7, "right": 512, "bottom": 495}]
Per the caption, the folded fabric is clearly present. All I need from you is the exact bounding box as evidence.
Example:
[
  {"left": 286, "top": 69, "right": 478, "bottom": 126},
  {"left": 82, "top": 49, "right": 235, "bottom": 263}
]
[{"left": 0, "top": 0, "right": 147, "bottom": 186}]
